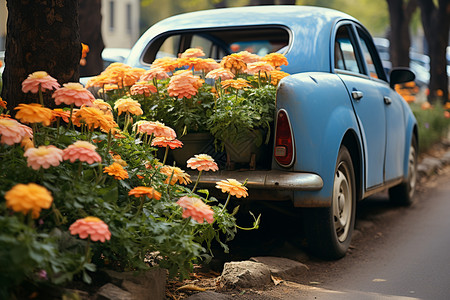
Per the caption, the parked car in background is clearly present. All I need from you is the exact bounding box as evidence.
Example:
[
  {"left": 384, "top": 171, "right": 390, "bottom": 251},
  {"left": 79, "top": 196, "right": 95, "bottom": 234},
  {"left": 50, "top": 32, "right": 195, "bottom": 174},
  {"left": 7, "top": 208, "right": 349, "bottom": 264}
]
[{"left": 113, "top": 6, "right": 418, "bottom": 260}]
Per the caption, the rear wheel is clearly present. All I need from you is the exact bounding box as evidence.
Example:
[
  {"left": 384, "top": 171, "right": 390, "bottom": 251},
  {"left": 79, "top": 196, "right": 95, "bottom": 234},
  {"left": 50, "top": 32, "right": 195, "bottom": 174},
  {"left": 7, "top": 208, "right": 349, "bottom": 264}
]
[
  {"left": 303, "top": 145, "right": 356, "bottom": 259},
  {"left": 389, "top": 136, "right": 417, "bottom": 206}
]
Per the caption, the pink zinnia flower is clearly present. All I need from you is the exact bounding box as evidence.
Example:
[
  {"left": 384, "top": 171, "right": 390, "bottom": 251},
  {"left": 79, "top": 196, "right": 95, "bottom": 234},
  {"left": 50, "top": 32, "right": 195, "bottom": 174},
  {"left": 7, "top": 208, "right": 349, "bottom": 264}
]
[
  {"left": 0, "top": 118, "right": 28, "bottom": 145},
  {"left": 167, "top": 71, "right": 204, "bottom": 99},
  {"left": 180, "top": 48, "right": 206, "bottom": 58},
  {"left": 245, "top": 61, "right": 274, "bottom": 75},
  {"left": 177, "top": 196, "right": 214, "bottom": 224},
  {"left": 134, "top": 121, "right": 176, "bottom": 139},
  {"left": 151, "top": 137, "right": 183, "bottom": 149},
  {"left": 130, "top": 82, "right": 157, "bottom": 97},
  {"left": 22, "top": 71, "right": 60, "bottom": 93},
  {"left": 24, "top": 145, "right": 64, "bottom": 170},
  {"left": 69, "top": 216, "right": 111, "bottom": 242},
  {"left": 52, "top": 82, "right": 95, "bottom": 107},
  {"left": 186, "top": 154, "right": 218, "bottom": 172},
  {"left": 205, "top": 68, "right": 235, "bottom": 81},
  {"left": 139, "top": 67, "right": 169, "bottom": 81},
  {"left": 63, "top": 141, "right": 102, "bottom": 164}
]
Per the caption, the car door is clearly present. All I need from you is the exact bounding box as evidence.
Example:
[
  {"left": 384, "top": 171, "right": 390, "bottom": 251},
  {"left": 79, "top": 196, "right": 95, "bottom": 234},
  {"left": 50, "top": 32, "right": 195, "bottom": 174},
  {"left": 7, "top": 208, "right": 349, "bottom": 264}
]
[
  {"left": 333, "top": 24, "right": 386, "bottom": 189},
  {"left": 355, "top": 26, "right": 406, "bottom": 182}
]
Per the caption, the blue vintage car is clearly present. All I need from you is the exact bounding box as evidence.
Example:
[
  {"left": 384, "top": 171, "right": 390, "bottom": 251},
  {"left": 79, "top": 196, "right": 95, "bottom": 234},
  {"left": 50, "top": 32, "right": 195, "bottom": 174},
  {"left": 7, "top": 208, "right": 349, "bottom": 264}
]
[{"left": 123, "top": 5, "right": 418, "bottom": 259}]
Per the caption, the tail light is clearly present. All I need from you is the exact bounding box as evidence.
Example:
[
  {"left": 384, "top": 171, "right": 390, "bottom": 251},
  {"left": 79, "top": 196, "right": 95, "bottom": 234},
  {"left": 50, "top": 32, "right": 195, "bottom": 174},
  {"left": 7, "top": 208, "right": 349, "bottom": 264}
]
[{"left": 274, "top": 109, "right": 295, "bottom": 167}]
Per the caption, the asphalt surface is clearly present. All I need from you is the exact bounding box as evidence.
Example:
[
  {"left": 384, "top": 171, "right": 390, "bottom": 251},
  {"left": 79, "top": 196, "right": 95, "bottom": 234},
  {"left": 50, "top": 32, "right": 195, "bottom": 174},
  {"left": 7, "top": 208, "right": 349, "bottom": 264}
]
[{"left": 231, "top": 166, "right": 450, "bottom": 300}]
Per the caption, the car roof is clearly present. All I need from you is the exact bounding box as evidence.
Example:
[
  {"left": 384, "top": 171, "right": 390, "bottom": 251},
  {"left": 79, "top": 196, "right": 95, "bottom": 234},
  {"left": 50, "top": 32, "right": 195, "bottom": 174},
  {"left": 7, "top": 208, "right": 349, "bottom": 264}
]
[{"left": 127, "top": 6, "right": 359, "bottom": 73}]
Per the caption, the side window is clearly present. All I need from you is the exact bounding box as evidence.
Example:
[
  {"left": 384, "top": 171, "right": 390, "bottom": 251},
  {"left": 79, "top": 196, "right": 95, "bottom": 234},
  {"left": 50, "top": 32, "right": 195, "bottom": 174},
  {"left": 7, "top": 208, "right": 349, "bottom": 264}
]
[
  {"left": 334, "top": 26, "right": 362, "bottom": 74},
  {"left": 156, "top": 35, "right": 180, "bottom": 59},
  {"left": 357, "top": 28, "right": 387, "bottom": 81}
]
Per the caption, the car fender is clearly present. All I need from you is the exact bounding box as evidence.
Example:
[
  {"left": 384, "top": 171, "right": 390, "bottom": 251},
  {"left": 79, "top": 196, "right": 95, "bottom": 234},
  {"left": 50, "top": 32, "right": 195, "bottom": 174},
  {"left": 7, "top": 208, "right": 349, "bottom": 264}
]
[
  {"left": 402, "top": 102, "right": 418, "bottom": 180},
  {"left": 275, "top": 72, "right": 364, "bottom": 207}
]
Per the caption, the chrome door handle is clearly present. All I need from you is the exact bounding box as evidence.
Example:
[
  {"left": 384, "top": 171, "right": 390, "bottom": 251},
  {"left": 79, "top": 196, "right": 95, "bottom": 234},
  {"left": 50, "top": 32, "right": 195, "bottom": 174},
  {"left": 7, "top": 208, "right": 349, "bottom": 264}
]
[
  {"left": 351, "top": 90, "right": 363, "bottom": 100},
  {"left": 384, "top": 96, "right": 392, "bottom": 105}
]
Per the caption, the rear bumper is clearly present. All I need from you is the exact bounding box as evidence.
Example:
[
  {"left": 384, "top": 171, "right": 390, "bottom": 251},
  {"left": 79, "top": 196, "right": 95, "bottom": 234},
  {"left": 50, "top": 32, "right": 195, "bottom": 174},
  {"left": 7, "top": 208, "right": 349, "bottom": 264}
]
[{"left": 192, "top": 170, "right": 323, "bottom": 191}]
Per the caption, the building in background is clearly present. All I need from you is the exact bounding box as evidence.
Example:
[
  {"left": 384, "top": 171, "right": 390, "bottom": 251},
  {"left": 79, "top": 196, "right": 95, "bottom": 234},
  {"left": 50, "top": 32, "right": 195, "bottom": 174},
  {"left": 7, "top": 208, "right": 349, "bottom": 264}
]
[
  {"left": 0, "top": 0, "right": 140, "bottom": 50},
  {"left": 102, "top": 0, "right": 140, "bottom": 49}
]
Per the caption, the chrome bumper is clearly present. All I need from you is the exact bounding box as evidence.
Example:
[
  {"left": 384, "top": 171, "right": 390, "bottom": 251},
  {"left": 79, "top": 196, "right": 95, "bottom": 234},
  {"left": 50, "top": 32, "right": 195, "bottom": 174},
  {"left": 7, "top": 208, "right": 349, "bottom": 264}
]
[{"left": 192, "top": 170, "right": 323, "bottom": 191}]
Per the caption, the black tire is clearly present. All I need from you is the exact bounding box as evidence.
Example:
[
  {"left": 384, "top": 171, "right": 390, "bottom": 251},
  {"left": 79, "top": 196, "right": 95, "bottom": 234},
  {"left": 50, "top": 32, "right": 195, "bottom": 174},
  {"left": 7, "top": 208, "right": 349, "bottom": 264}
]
[
  {"left": 303, "top": 145, "right": 356, "bottom": 260},
  {"left": 389, "top": 135, "right": 418, "bottom": 206}
]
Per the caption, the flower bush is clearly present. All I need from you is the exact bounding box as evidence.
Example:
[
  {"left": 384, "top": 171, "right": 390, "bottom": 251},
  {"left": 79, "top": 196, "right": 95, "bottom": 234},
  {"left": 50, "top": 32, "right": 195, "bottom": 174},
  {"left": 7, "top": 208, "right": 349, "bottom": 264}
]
[
  {"left": 87, "top": 49, "right": 289, "bottom": 152},
  {"left": 0, "top": 69, "right": 260, "bottom": 297}
]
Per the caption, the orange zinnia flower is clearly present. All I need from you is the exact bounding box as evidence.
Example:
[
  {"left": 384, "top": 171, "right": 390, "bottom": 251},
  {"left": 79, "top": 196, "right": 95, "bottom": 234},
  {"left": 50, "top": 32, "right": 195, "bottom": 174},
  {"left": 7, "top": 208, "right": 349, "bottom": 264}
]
[
  {"left": 0, "top": 98, "right": 6, "bottom": 109},
  {"left": 245, "top": 61, "right": 274, "bottom": 75},
  {"left": 0, "top": 118, "right": 29, "bottom": 145},
  {"left": 73, "top": 106, "right": 111, "bottom": 130},
  {"left": 187, "top": 154, "right": 218, "bottom": 172},
  {"left": 221, "top": 54, "right": 247, "bottom": 74},
  {"left": 21, "top": 137, "right": 34, "bottom": 151},
  {"left": 128, "top": 186, "right": 161, "bottom": 200},
  {"left": 159, "top": 165, "right": 192, "bottom": 185},
  {"left": 236, "top": 51, "right": 261, "bottom": 64},
  {"left": 151, "top": 137, "right": 183, "bottom": 149},
  {"left": 69, "top": 216, "right": 111, "bottom": 243},
  {"left": 139, "top": 67, "right": 170, "bottom": 81},
  {"left": 114, "top": 98, "right": 143, "bottom": 116},
  {"left": 221, "top": 78, "right": 251, "bottom": 90},
  {"left": 103, "top": 162, "right": 129, "bottom": 180},
  {"left": 216, "top": 179, "right": 248, "bottom": 198},
  {"left": 134, "top": 121, "right": 177, "bottom": 139},
  {"left": 167, "top": 70, "right": 204, "bottom": 99},
  {"left": 52, "top": 82, "right": 95, "bottom": 107},
  {"left": 262, "top": 53, "right": 288, "bottom": 68},
  {"left": 151, "top": 57, "right": 180, "bottom": 73},
  {"left": 444, "top": 102, "right": 450, "bottom": 110},
  {"left": 123, "top": 68, "right": 146, "bottom": 87},
  {"left": 176, "top": 196, "right": 214, "bottom": 224},
  {"left": 15, "top": 103, "right": 53, "bottom": 126},
  {"left": 5, "top": 183, "right": 53, "bottom": 219},
  {"left": 63, "top": 141, "right": 102, "bottom": 164},
  {"left": 262, "top": 70, "right": 290, "bottom": 85},
  {"left": 130, "top": 81, "right": 157, "bottom": 97},
  {"left": 180, "top": 48, "right": 205, "bottom": 58},
  {"left": 22, "top": 71, "right": 60, "bottom": 94},
  {"left": 24, "top": 145, "right": 63, "bottom": 170},
  {"left": 194, "top": 58, "right": 220, "bottom": 73},
  {"left": 91, "top": 99, "right": 113, "bottom": 116},
  {"left": 51, "top": 109, "right": 71, "bottom": 123},
  {"left": 206, "top": 68, "right": 235, "bottom": 81}
]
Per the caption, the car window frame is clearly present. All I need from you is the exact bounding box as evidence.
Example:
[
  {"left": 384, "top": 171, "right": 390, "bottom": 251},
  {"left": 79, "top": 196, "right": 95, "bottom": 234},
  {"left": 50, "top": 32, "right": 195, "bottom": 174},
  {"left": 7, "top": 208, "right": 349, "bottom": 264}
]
[
  {"left": 140, "top": 25, "right": 293, "bottom": 67},
  {"left": 331, "top": 21, "right": 367, "bottom": 78},
  {"left": 353, "top": 24, "right": 388, "bottom": 83}
]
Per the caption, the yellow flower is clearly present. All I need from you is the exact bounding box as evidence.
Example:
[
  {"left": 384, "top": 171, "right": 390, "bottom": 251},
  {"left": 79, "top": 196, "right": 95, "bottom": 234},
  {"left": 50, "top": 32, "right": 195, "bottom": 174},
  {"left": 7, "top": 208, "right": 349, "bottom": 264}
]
[
  {"left": 159, "top": 166, "right": 192, "bottom": 185},
  {"left": 5, "top": 183, "right": 53, "bottom": 218},
  {"left": 262, "top": 53, "right": 288, "bottom": 68},
  {"left": 104, "top": 162, "right": 129, "bottom": 180},
  {"left": 216, "top": 179, "right": 248, "bottom": 198},
  {"left": 114, "top": 98, "right": 143, "bottom": 116},
  {"left": 220, "top": 54, "right": 247, "bottom": 74},
  {"left": 221, "top": 78, "right": 251, "bottom": 90},
  {"left": 14, "top": 103, "right": 53, "bottom": 126}
]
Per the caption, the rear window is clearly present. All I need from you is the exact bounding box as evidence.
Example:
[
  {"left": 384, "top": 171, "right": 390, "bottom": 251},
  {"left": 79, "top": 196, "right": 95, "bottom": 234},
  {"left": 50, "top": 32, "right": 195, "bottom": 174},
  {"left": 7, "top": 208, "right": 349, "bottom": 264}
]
[{"left": 142, "top": 26, "right": 290, "bottom": 65}]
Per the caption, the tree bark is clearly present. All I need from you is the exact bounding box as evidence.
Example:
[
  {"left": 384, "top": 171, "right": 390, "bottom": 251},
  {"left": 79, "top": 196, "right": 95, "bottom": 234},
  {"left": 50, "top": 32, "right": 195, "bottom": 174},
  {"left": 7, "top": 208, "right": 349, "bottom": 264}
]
[
  {"left": 1, "top": 0, "right": 80, "bottom": 112},
  {"left": 79, "top": 0, "right": 104, "bottom": 77},
  {"left": 418, "top": 0, "right": 450, "bottom": 103},
  {"left": 386, "top": 0, "right": 417, "bottom": 68},
  {"left": 249, "top": 0, "right": 276, "bottom": 5}
]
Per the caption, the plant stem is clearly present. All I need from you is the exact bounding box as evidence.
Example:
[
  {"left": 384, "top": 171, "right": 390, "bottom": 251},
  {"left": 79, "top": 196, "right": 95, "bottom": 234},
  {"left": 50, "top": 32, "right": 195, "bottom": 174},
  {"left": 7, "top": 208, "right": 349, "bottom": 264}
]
[
  {"left": 191, "top": 170, "right": 203, "bottom": 194},
  {"left": 162, "top": 145, "right": 169, "bottom": 165},
  {"left": 221, "top": 194, "right": 232, "bottom": 212},
  {"left": 136, "top": 196, "right": 145, "bottom": 217}
]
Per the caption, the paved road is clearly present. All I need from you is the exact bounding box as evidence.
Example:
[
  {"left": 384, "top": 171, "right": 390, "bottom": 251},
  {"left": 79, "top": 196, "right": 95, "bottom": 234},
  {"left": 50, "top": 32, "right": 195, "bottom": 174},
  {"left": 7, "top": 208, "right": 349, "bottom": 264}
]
[{"left": 233, "top": 167, "right": 450, "bottom": 300}]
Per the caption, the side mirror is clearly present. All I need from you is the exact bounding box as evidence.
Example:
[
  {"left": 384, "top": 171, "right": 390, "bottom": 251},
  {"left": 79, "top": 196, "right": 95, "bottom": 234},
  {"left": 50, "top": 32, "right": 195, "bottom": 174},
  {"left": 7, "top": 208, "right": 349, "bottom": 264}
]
[{"left": 389, "top": 67, "right": 415, "bottom": 88}]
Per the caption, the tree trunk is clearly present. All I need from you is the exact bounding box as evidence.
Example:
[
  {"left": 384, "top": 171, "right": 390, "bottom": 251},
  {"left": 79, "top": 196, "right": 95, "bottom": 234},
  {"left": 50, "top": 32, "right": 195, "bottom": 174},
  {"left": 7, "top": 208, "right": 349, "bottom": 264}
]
[
  {"left": 418, "top": 0, "right": 450, "bottom": 103},
  {"left": 386, "top": 0, "right": 417, "bottom": 68},
  {"left": 213, "top": 0, "right": 228, "bottom": 8},
  {"left": 1, "top": 0, "right": 80, "bottom": 112},
  {"left": 278, "top": 0, "right": 296, "bottom": 4},
  {"left": 79, "top": 0, "right": 104, "bottom": 77},
  {"left": 249, "top": 0, "right": 276, "bottom": 5}
]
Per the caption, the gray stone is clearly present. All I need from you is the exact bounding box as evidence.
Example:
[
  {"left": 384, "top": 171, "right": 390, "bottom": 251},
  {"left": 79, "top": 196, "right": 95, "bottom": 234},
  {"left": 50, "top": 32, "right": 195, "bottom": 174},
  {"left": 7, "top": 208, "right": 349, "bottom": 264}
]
[
  {"left": 103, "top": 268, "right": 167, "bottom": 300},
  {"left": 96, "top": 283, "right": 132, "bottom": 300},
  {"left": 249, "top": 256, "right": 309, "bottom": 281},
  {"left": 418, "top": 157, "right": 442, "bottom": 177},
  {"left": 185, "top": 291, "right": 233, "bottom": 300},
  {"left": 441, "top": 151, "right": 450, "bottom": 165},
  {"left": 218, "top": 261, "right": 272, "bottom": 290}
]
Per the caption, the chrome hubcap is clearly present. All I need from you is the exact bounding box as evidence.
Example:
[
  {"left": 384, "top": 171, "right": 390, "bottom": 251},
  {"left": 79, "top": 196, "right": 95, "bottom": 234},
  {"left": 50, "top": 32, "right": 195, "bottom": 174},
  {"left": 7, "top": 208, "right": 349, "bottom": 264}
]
[
  {"left": 408, "top": 145, "right": 417, "bottom": 198},
  {"left": 333, "top": 164, "right": 352, "bottom": 242}
]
